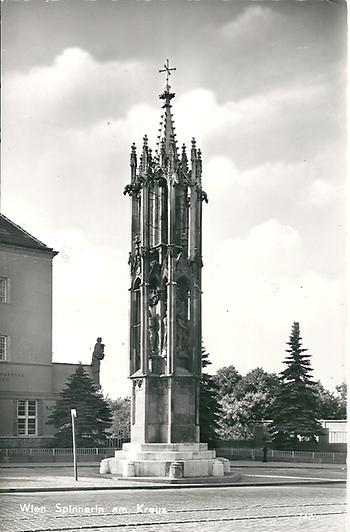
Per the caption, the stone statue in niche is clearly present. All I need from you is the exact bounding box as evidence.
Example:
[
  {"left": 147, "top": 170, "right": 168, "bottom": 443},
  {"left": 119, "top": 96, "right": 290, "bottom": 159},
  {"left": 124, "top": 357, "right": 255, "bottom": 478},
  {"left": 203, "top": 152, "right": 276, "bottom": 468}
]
[
  {"left": 129, "top": 236, "right": 142, "bottom": 276},
  {"left": 175, "top": 236, "right": 187, "bottom": 265},
  {"left": 159, "top": 282, "right": 168, "bottom": 359},
  {"left": 149, "top": 251, "right": 161, "bottom": 287},
  {"left": 176, "top": 282, "right": 190, "bottom": 356},
  {"left": 161, "top": 315, "right": 167, "bottom": 357},
  {"left": 176, "top": 305, "right": 190, "bottom": 354},
  {"left": 149, "top": 289, "right": 161, "bottom": 355}
]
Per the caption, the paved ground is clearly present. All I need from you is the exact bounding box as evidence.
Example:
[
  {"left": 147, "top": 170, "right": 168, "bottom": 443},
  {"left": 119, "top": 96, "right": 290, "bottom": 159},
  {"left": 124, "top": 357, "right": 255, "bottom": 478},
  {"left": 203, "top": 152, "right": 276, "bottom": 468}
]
[
  {"left": 0, "top": 462, "right": 346, "bottom": 531},
  {"left": 0, "top": 484, "right": 346, "bottom": 532},
  {"left": 0, "top": 460, "right": 345, "bottom": 469},
  {"left": 0, "top": 461, "right": 346, "bottom": 491}
]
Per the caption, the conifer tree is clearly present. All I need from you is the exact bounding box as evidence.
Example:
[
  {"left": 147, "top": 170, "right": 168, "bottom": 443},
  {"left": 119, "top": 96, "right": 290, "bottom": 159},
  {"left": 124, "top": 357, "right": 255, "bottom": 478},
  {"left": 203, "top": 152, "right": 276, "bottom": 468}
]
[
  {"left": 200, "top": 348, "right": 222, "bottom": 448},
  {"left": 47, "top": 364, "right": 113, "bottom": 447},
  {"left": 268, "top": 322, "right": 322, "bottom": 448}
]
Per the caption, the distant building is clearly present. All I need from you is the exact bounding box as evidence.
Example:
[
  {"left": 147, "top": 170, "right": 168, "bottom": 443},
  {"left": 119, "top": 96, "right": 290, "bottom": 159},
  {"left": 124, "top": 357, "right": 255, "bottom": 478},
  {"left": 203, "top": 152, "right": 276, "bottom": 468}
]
[
  {"left": 0, "top": 214, "right": 94, "bottom": 447},
  {"left": 319, "top": 419, "right": 347, "bottom": 444}
]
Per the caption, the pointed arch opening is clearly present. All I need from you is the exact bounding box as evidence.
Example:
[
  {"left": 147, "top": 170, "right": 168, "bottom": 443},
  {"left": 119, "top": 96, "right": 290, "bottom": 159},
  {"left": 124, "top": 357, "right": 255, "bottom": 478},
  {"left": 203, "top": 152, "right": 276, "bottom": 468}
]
[
  {"left": 131, "top": 277, "right": 141, "bottom": 372},
  {"left": 176, "top": 276, "right": 191, "bottom": 363}
]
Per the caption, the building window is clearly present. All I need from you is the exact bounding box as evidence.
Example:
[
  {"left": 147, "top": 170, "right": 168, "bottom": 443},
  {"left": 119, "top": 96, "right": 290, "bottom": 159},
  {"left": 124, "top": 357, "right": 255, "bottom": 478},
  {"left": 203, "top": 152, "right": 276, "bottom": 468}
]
[
  {"left": 17, "top": 400, "right": 37, "bottom": 436},
  {"left": 0, "top": 278, "right": 9, "bottom": 303},
  {"left": 0, "top": 336, "right": 8, "bottom": 361}
]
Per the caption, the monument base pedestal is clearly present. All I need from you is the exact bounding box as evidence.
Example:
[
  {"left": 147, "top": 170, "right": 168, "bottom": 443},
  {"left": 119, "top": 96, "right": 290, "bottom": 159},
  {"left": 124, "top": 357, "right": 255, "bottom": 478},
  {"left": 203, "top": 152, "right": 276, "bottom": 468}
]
[{"left": 100, "top": 443, "right": 227, "bottom": 478}]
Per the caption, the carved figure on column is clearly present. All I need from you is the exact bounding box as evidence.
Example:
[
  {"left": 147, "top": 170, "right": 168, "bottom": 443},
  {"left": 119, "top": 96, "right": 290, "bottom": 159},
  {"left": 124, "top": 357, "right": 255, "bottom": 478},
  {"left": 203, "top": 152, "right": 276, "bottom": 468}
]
[
  {"left": 161, "top": 315, "right": 167, "bottom": 357},
  {"left": 176, "top": 281, "right": 190, "bottom": 359},
  {"left": 149, "top": 252, "right": 161, "bottom": 286},
  {"left": 149, "top": 289, "right": 161, "bottom": 355},
  {"left": 129, "top": 236, "right": 142, "bottom": 276},
  {"left": 176, "top": 304, "right": 190, "bottom": 354}
]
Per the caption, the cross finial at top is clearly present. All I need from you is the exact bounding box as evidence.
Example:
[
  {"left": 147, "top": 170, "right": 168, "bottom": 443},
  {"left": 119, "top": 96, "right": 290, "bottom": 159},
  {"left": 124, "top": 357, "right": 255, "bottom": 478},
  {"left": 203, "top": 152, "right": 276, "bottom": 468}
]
[{"left": 159, "top": 59, "right": 176, "bottom": 85}]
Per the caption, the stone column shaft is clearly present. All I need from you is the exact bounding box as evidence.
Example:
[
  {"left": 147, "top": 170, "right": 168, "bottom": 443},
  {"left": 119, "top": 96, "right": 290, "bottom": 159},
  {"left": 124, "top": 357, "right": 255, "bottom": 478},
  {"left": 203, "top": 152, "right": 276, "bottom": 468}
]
[
  {"left": 167, "top": 180, "right": 176, "bottom": 376},
  {"left": 140, "top": 184, "right": 150, "bottom": 375},
  {"left": 129, "top": 288, "right": 134, "bottom": 375}
]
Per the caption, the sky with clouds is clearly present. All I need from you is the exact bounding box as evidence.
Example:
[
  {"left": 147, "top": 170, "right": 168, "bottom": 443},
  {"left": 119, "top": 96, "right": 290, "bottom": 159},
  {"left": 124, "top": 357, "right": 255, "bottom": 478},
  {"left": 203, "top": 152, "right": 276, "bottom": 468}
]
[{"left": 1, "top": 0, "right": 347, "bottom": 398}]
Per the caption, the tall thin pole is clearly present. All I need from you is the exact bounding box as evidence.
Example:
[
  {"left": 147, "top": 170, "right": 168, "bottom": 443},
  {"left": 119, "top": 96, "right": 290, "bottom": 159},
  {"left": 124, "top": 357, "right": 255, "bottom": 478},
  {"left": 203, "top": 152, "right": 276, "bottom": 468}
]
[{"left": 71, "top": 409, "right": 78, "bottom": 481}]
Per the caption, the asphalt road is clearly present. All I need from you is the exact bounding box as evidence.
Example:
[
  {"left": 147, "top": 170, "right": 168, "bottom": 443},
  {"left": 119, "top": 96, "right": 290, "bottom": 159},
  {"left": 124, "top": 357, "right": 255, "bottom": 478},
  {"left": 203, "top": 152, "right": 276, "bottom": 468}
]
[
  {"left": 239, "top": 466, "right": 346, "bottom": 483},
  {"left": 0, "top": 484, "right": 346, "bottom": 532}
]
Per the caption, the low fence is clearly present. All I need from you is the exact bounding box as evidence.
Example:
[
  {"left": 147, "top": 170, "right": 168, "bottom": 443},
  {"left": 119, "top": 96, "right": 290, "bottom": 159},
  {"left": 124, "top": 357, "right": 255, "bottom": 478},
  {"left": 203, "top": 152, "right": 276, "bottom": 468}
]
[
  {"left": 216, "top": 447, "right": 347, "bottom": 464},
  {"left": 0, "top": 444, "right": 346, "bottom": 465},
  {"left": 107, "top": 436, "right": 130, "bottom": 448},
  {"left": 0, "top": 446, "right": 124, "bottom": 463}
]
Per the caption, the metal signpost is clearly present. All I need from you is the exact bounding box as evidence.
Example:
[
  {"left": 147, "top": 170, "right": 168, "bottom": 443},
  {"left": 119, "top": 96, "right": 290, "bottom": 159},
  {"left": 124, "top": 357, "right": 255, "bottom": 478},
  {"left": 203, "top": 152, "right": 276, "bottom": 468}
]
[{"left": 71, "top": 408, "right": 78, "bottom": 481}]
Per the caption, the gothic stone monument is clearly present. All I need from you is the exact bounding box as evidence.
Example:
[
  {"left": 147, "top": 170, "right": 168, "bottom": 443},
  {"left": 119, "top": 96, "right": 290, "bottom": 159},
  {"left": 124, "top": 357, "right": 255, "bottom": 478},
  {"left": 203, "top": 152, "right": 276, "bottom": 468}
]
[{"left": 101, "top": 62, "right": 225, "bottom": 479}]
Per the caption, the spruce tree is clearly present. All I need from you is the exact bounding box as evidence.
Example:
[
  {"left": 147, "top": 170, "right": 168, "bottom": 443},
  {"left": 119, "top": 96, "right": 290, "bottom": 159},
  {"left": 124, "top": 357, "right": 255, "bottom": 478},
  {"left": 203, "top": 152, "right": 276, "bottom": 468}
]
[
  {"left": 199, "top": 348, "right": 222, "bottom": 448},
  {"left": 47, "top": 364, "right": 113, "bottom": 447},
  {"left": 268, "top": 322, "right": 322, "bottom": 448}
]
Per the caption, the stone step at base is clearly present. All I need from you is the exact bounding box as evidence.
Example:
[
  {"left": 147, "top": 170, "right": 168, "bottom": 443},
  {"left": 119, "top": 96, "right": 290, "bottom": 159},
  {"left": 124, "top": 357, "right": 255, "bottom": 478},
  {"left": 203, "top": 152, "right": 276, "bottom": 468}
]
[
  {"left": 113, "top": 472, "right": 241, "bottom": 485},
  {"left": 122, "top": 442, "right": 209, "bottom": 452},
  {"left": 101, "top": 456, "right": 226, "bottom": 478},
  {"left": 113, "top": 450, "right": 216, "bottom": 461}
]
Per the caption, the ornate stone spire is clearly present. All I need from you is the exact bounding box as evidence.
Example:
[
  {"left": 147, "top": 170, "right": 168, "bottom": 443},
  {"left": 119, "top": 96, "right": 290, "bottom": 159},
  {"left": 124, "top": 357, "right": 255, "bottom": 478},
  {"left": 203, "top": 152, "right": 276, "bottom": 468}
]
[
  {"left": 140, "top": 134, "right": 149, "bottom": 173},
  {"left": 181, "top": 143, "right": 188, "bottom": 171},
  {"left": 130, "top": 142, "right": 137, "bottom": 182},
  {"left": 158, "top": 60, "right": 178, "bottom": 164}
]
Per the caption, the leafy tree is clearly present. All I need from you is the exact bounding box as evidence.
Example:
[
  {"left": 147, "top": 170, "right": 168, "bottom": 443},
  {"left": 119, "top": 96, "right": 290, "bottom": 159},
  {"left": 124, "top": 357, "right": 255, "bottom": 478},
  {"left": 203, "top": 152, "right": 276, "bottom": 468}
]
[
  {"left": 334, "top": 383, "right": 347, "bottom": 419},
  {"left": 311, "top": 381, "right": 344, "bottom": 420},
  {"left": 216, "top": 367, "right": 280, "bottom": 439},
  {"left": 214, "top": 365, "right": 241, "bottom": 396},
  {"left": 235, "top": 368, "right": 280, "bottom": 405},
  {"left": 218, "top": 394, "right": 254, "bottom": 439},
  {"left": 199, "top": 348, "right": 223, "bottom": 448},
  {"left": 108, "top": 396, "right": 131, "bottom": 437},
  {"left": 268, "top": 322, "right": 322, "bottom": 448},
  {"left": 47, "top": 364, "right": 113, "bottom": 447}
]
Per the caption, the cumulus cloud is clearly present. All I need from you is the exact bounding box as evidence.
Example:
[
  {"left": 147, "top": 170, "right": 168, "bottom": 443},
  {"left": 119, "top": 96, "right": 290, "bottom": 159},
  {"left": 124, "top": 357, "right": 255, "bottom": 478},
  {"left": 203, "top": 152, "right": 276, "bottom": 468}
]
[
  {"left": 48, "top": 228, "right": 130, "bottom": 397},
  {"left": 3, "top": 48, "right": 150, "bottom": 129},
  {"left": 202, "top": 150, "right": 345, "bottom": 280},
  {"left": 221, "top": 5, "right": 280, "bottom": 46},
  {"left": 196, "top": 2, "right": 347, "bottom": 103},
  {"left": 2, "top": 49, "right": 160, "bottom": 242},
  {"left": 204, "top": 153, "right": 343, "bottom": 210},
  {"left": 203, "top": 219, "right": 346, "bottom": 390},
  {"left": 3, "top": 48, "right": 344, "bottom": 231},
  {"left": 2, "top": 39, "right": 346, "bottom": 397},
  {"left": 303, "top": 178, "right": 344, "bottom": 207},
  {"left": 176, "top": 82, "right": 342, "bottom": 170}
]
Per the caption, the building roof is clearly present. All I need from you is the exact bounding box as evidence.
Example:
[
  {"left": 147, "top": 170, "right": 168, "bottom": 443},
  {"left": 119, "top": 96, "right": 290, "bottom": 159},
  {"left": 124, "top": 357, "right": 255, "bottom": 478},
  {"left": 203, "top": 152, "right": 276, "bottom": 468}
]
[{"left": 0, "top": 213, "right": 57, "bottom": 254}]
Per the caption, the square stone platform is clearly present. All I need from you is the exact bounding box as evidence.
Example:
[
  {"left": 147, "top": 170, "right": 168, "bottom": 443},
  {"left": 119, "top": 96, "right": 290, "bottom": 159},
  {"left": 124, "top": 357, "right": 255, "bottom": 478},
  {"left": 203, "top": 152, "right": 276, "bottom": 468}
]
[{"left": 100, "top": 443, "right": 227, "bottom": 479}]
